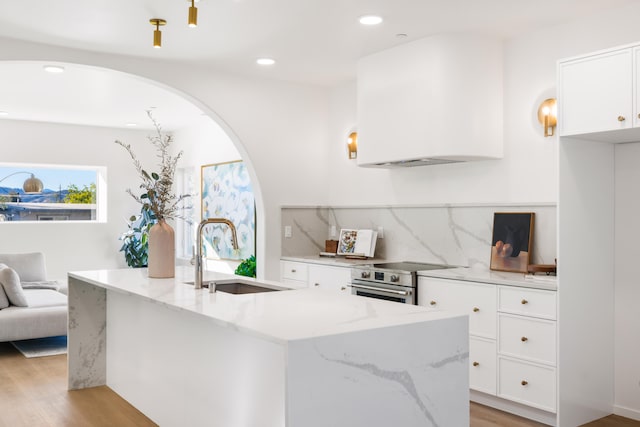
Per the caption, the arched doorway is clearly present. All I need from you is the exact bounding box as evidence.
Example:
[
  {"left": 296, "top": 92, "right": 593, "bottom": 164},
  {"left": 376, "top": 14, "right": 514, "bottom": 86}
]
[{"left": 0, "top": 60, "right": 265, "bottom": 279}]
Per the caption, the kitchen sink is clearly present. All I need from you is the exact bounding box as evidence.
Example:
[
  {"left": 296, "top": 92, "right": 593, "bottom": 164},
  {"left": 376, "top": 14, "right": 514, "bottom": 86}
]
[
  {"left": 184, "top": 280, "right": 280, "bottom": 294},
  {"left": 214, "top": 282, "right": 278, "bottom": 294}
]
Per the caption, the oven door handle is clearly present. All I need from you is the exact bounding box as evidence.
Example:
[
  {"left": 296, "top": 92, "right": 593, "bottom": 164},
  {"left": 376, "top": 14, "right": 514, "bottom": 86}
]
[{"left": 350, "top": 283, "right": 410, "bottom": 296}]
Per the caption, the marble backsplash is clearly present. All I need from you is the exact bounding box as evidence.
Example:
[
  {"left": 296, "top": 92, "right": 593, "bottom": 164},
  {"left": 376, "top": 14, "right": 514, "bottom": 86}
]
[{"left": 281, "top": 204, "right": 556, "bottom": 269}]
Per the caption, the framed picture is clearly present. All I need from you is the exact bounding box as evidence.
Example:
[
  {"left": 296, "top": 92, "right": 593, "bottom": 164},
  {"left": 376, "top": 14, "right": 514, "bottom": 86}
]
[
  {"left": 201, "top": 160, "right": 255, "bottom": 261},
  {"left": 490, "top": 212, "right": 535, "bottom": 273}
]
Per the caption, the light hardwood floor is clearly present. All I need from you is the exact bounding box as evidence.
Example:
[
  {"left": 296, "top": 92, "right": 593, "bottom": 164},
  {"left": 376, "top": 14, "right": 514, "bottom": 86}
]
[{"left": 0, "top": 341, "right": 638, "bottom": 427}]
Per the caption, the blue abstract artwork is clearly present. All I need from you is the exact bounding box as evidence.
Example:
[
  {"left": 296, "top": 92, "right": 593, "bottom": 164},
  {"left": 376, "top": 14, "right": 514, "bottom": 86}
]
[{"left": 201, "top": 161, "right": 255, "bottom": 260}]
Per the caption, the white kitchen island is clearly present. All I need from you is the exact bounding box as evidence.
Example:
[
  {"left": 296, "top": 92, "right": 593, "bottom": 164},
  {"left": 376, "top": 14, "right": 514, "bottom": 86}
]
[{"left": 67, "top": 267, "right": 469, "bottom": 427}]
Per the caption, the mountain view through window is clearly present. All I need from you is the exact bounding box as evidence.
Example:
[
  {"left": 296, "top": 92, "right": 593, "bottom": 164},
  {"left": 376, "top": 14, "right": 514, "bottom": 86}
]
[{"left": 0, "top": 165, "right": 100, "bottom": 222}]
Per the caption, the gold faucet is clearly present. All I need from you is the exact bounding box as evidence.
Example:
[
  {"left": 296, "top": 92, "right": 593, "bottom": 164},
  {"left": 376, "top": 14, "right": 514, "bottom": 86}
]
[{"left": 194, "top": 218, "right": 239, "bottom": 289}]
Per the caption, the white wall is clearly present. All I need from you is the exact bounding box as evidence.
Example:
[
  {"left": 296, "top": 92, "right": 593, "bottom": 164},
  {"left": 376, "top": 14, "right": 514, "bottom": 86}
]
[
  {"left": 614, "top": 142, "right": 640, "bottom": 420},
  {"left": 0, "top": 119, "right": 156, "bottom": 282}
]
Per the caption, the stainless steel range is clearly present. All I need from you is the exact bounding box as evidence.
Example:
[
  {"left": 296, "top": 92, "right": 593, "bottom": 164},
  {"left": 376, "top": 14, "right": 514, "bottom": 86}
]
[{"left": 350, "top": 262, "right": 455, "bottom": 305}]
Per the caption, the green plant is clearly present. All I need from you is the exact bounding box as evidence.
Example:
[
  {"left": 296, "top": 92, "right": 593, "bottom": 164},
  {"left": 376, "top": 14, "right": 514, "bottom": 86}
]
[
  {"left": 234, "top": 255, "right": 256, "bottom": 278},
  {"left": 119, "top": 205, "right": 157, "bottom": 268},
  {"left": 64, "top": 183, "right": 96, "bottom": 204}
]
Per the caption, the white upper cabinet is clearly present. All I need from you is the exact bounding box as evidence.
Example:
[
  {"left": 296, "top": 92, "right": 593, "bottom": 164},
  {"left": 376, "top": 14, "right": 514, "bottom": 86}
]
[
  {"left": 556, "top": 43, "right": 640, "bottom": 142},
  {"left": 559, "top": 48, "right": 632, "bottom": 138},
  {"left": 356, "top": 34, "right": 503, "bottom": 167}
]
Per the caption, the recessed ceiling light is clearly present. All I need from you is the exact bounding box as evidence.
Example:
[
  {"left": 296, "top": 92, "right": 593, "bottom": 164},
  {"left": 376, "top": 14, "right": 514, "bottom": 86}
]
[
  {"left": 396, "top": 33, "right": 408, "bottom": 38},
  {"left": 256, "top": 58, "right": 275, "bottom": 66},
  {"left": 43, "top": 65, "right": 65, "bottom": 73},
  {"left": 0, "top": 111, "right": 8, "bottom": 116},
  {"left": 125, "top": 123, "right": 138, "bottom": 127},
  {"left": 359, "top": 15, "right": 383, "bottom": 25}
]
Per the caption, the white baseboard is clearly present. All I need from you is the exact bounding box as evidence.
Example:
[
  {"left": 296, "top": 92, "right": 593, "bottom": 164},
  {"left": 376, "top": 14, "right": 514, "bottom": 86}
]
[
  {"left": 471, "top": 390, "right": 556, "bottom": 426},
  {"left": 614, "top": 404, "right": 640, "bottom": 421}
]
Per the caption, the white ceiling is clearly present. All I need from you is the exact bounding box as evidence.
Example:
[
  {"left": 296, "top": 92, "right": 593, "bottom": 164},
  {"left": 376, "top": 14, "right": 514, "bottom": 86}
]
[{"left": 0, "top": 0, "right": 635, "bottom": 130}]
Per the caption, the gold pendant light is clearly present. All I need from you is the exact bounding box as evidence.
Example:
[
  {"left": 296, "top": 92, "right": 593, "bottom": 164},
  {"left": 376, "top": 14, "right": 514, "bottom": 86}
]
[
  {"left": 188, "top": 0, "right": 198, "bottom": 27},
  {"left": 149, "top": 19, "right": 167, "bottom": 48}
]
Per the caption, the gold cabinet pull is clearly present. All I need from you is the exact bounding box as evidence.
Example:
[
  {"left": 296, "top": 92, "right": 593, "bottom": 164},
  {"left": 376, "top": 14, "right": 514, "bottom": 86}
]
[
  {"left": 521, "top": 380, "right": 528, "bottom": 386},
  {"left": 341, "top": 287, "right": 346, "bottom": 291},
  {"left": 314, "top": 283, "right": 320, "bottom": 287},
  {"left": 618, "top": 115, "right": 626, "bottom": 122},
  {"left": 291, "top": 269, "right": 296, "bottom": 273},
  {"left": 473, "top": 361, "right": 480, "bottom": 367},
  {"left": 638, "top": 113, "right": 640, "bottom": 119},
  {"left": 521, "top": 299, "right": 528, "bottom": 305},
  {"left": 430, "top": 300, "right": 437, "bottom": 306},
  {"left": 473, "top": 307, "right": 480, "bottom": 312},
  {"left": 521, "top": 336, "right": 528, "bottom": 342}
]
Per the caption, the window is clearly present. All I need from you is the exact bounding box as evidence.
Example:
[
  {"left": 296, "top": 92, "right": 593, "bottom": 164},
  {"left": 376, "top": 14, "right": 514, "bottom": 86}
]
[
  {"left": 0, "top": 164, "right": 106, "bottom": 223},
  {"left": 176, "top": 166, "right": 195, "bottom": 259}
]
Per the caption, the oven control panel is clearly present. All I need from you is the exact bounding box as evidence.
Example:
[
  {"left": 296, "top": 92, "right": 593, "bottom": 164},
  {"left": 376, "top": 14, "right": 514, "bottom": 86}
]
[{"left": 352, "top": 268, "right": 413, "bottom": 287}]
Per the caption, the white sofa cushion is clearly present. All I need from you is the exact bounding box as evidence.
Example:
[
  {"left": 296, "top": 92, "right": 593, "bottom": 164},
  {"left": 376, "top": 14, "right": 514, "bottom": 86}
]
[
  {"left": 23, "top": 289, "right": 67, "bottom": 308},
  {"left": 21, "top": 281, "right": 61, "bottom": 291},
  {"left": 0, "top": 267, "right": 28, "bottom": 307},
  {"left": 0, "top": 288, "right": 8, "bottom": 309},
  {"left": 0, "top": 305, "right": 67, "bottom": 342},
  {"left": 0, "top": 263, "right": 9, "bottom": 309},
  {"left": 0, "top": 252, "right": 47, "bottom": 282}
]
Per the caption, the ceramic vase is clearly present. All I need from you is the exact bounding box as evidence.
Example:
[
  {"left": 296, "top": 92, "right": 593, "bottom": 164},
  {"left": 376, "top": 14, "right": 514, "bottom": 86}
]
[{"left": 148, "top": 219, "right": 175, "bottom": 278}]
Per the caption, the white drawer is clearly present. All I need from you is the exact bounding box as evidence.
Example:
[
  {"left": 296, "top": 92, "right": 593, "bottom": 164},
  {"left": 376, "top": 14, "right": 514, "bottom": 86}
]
[
  {"left": 498, "top": 357, "right": 556, "bottom": 413},
  {"left": 418, "top": 277, "right": 497, "bottom": 339},
  {"left": 498, "top": 314, "right": 556, "bottom": 365},
  {"left": 281, "top": 261, "right": 308, "bottom": 282},
  {"left": 498, "top": 286, "right": 556, "bottom": 320},
  {"left": 308, "top": 264, "right": 351, "bottom": 292},
  {"left": 281, "top": 278, "right": 308, "bottom": 289},
  {"left": 470, "top": 337, "right": 496, "bottom": 395}
]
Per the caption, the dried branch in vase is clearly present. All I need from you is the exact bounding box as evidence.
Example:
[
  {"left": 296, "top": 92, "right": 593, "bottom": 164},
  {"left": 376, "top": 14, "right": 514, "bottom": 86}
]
[{"left": 115, "top": 111, "right": 193, "bottom": 222}]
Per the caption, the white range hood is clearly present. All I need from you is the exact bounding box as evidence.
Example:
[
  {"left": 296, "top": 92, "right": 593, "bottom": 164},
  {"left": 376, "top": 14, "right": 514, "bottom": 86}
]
[{"left": 356, "top": 33, "right": 504, "bottom": 168}]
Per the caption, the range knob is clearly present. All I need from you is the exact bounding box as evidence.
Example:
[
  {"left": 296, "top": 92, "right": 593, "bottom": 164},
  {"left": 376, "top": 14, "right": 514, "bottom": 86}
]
[
  {"left": 361, "top": 271, "right": 371, "bottom": 279},
  {"left": 389, "top": 274, "right": 399, "bottom": 282}
]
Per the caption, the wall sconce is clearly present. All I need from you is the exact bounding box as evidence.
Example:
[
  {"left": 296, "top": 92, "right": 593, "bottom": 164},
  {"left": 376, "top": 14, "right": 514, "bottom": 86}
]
[
  {"left": 347, "top": 132, "right": 358, "bottom": 159},
  {"left": 537, "top": 98, "right": 557, "bottom": 137},
  {"left": 149, "top": 19, "right": 167, "bottom": 48},
  {"left": 188, "top": 0, "right": 198, "bottom": 27}
]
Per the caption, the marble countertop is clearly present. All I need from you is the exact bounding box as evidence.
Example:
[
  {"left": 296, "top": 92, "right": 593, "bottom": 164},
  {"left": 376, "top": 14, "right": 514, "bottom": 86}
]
[
  {"left": 418, "top": 267, "right": 557, "bottom": 291},
  {"left": 69, "top": 267, "right": 461, "bottom": 345},
  {"left": 281, "top": 255, "right": 388, "bottom": 267},
  {"left": 282, "top": 256, "right": 556, "bottom": 291}
]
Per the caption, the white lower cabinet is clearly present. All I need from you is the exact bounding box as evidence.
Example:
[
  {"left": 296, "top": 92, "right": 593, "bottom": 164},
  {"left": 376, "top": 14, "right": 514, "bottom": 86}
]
[
  {"left": 498, "top": 356, "right": 557, "bottom": 413},
  {"left": 418, "top": 277, "right": 498, "bottom": 395},
  {"left": 280, "top": 261, "right": 309, "bottom": 289},
  {"left": 496, "top": 285, "right": 557, "bottom": 415},
  {"left": 308, "top": 264, "right": 351, "bottom": 294},
  {"left": 470, "top": 336, "right": 497, "bottom": 395},
  {"left": 498, "top": 313, "right": 556, "bottom": 365},
  {"left": 418, "top": 277, "right": 496, "bottom": 339},
  {"left": 280, "top": 260, "right": 351, "bottom": 294},
  {"left": 418, "top": 276, "right": 558, "bottom": 420}
]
